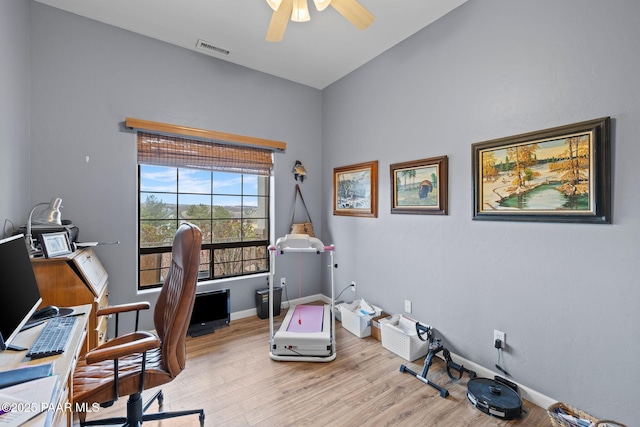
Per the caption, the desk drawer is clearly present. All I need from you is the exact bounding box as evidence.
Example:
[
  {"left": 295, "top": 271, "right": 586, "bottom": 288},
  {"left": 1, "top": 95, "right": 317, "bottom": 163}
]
[
  {"left": 97, "top": 287, "right": 108, "bottom": 311},
  {"left": 96, "top": 315, "right": 108, "bottom": 346}
]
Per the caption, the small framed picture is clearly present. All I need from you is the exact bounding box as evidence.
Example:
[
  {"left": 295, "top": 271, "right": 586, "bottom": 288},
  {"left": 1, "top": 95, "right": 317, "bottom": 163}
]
[
  {"left": 333, "top": 160, "right": 378, "bottom": 218},
  {"left": 40, "top": 232, "right": 73, "bottom": 258},
  {"left": 390, "top": 155, "right": 448, "bottom": 215}
]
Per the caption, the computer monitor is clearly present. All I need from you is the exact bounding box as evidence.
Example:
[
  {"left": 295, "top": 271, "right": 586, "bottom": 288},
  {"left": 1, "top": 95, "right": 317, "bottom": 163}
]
[{"left": 0, "top": 234, "right": 43, "bottom": 351}]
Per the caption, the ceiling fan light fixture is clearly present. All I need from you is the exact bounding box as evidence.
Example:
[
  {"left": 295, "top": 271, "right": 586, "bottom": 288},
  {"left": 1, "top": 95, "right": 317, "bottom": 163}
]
[
  {"left": 313, "top": 0, "right": 331, "bottom": 11},
  {"left": 291, "top": 0, "right": 311, "bottom": 22},
  {"left": 266, "top": 0, "right": 283, "bottom": 11}
]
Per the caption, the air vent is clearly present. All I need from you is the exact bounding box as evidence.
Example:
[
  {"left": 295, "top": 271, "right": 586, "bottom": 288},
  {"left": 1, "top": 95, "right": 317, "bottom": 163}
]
[{"left": 196, "top": 39, "right": 231, "bottom": 56}]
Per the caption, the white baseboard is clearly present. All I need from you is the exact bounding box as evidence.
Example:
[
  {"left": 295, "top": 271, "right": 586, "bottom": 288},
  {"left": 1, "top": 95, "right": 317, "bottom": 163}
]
[
  {"left": 230, "top": 295, "right": 556, "bottom": 411},
  {"left": 439, "top": 352, "right": 557, "bottom": 410},
  {"left": 230, "top": 293, "right": 327, "bottom": 321}
]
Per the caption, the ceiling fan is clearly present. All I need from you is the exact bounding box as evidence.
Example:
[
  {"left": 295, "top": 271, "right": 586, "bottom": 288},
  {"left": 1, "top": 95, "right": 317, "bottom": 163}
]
[{"left": 265, "top": 0, "right": 375, "bottom": 42}]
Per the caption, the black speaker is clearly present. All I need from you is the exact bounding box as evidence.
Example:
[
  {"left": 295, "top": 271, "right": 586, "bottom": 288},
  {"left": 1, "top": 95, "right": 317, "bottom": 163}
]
[{"left": 255, "top": 287, "right": 282, "bottom": 319}]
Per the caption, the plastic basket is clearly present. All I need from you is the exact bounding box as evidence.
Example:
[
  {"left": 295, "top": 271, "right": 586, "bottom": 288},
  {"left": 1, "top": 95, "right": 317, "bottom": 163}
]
[
  {"left": 338, "top": 300, "right": 382, "bottom": 338},
  {"left": 380, "top": 315, "right": 428, "bottom": 361},
  {"left": 547, "top": 403, "right": 627, "bottom": 427}
]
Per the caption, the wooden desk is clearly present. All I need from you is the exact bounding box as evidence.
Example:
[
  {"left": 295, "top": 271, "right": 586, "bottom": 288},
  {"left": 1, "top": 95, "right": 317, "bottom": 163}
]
[
  {"left": 31, "top": 249, "right": 109, "bottom": 352},
  {"left": 0, "top": 304, "right": 90, "bottom": 427}
]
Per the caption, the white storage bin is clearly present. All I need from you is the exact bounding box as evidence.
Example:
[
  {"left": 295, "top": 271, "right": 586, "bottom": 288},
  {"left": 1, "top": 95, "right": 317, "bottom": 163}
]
[
  {"left": 380, "top": 314, "right": 429, "bottom": 361},
  {"left": 338, "top": 299, "right": 382, "bottom": 338}
]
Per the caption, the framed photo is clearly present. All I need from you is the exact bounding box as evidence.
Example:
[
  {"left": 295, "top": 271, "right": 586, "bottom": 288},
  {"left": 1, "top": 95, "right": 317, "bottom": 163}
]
[
  {"left": 390, "top": 155, "right": 448, "bottom": 215},
  {"left": 333, "top": 160, "right": 378, "bottom": 217},
  {"left": 40, "top": 232, "right": 73, "bottom": 258},
  {"left": 472, "top": 117, "right": 611, "bottom": 223}
]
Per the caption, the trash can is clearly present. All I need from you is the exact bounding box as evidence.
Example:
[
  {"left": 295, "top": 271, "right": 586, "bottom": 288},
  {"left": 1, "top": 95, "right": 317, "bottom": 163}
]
[{"left": 255, "top": 287, "right": 282, "bottom": 319}]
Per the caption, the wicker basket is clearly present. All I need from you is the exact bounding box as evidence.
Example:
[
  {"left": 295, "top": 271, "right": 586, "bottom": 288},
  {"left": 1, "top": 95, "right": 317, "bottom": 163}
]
[
  {"left": 547, "top": 402, "right": 627, "bottom": 427},
  {"left": 290, "top": 222, "right": 314, "bottom": 237}
]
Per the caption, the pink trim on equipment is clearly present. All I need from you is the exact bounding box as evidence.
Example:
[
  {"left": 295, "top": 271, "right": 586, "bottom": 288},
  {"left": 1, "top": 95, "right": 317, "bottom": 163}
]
[{"left": 286, "top": 305, "right": 324, "bottom": 333}]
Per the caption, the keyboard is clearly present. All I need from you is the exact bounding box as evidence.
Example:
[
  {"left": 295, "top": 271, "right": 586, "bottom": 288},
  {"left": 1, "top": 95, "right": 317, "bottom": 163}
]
[{"left": 26, "top": 316, "right": 77, "bottom": 359}]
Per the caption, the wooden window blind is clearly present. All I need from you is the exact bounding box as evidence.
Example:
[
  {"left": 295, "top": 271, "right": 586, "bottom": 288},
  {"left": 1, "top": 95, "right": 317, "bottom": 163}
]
[{"left": 137, "top": 132, "right": 274, "bottom": 176}]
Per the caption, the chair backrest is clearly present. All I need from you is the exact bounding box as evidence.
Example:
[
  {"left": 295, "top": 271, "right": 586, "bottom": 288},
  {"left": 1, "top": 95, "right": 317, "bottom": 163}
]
[{"left": 153, "top": 223, "right": 202, "bottom": 378}]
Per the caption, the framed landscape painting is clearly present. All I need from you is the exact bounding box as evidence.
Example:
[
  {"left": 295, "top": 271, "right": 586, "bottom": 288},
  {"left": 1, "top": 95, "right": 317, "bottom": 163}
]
[
  {"left": 333, "top": 161, "right": 378, "bottom": 217},
  {"left": 390, "top": 155, "right": 448, "bottom": 215},
  {"left": 472, "top": 117, "right": 611, "bottom": 223}
]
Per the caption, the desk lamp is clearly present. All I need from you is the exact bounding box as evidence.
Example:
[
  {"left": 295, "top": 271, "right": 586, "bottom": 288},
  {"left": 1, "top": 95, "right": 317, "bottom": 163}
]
[{"left": 25, "top": 197, "right": 63, "bottom": 254}]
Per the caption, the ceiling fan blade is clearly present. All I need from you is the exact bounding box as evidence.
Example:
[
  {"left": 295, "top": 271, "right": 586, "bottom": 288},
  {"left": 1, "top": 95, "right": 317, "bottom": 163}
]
[
  {"left": 265, "top": 0, "right": 283, "bottom": 11},
  {"left": 266, "top": 0, "right": 294, "bottom": 42},
  {"left": 330, "top": 0, "right": 374, "bottom": 30},
  {"left": 313, "top": 0, "right": 332, "bottom": 12}
]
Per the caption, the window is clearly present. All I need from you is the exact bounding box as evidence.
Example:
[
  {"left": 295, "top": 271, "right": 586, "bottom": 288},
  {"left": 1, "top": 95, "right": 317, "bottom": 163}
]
[{"left": 137, "top": 131, "right": 273, "bottom": 289}]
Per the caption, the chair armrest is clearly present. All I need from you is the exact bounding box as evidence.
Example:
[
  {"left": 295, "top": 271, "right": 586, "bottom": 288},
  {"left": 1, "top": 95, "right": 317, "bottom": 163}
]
[
  {"left": 98, "top": 302, "right": 151, "bottom": 338},
  {"left": 96, "top": 302, "right": 150, "bottom": 317},
  {"left": 85, "top": 331, "right": 160, "bottom": 365}
]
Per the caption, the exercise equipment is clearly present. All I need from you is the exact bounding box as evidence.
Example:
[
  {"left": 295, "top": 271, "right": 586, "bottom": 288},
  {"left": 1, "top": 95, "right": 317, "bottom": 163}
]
[
  {"left": 267, "top": 234, "right": 337, "bottom": 362},
  {"left": 399, "top": 322, "right": 476, "bottom": 397}
]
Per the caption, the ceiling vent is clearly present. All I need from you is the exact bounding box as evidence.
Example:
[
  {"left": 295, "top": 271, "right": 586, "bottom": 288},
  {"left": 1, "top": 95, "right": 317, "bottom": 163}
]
[{"left": 196, "top": 39, "right": 231, "bottom": 56}]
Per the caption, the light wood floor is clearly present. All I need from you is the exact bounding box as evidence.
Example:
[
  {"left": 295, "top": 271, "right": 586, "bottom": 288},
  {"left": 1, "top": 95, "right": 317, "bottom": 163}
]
[{"left": 76, "top": 306, "right": 552, "bottom": 426}]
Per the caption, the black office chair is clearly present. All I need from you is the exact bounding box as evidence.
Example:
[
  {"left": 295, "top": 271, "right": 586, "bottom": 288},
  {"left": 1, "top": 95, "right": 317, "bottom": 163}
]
[{"left": 72, "top": 223, "right": 205, "bottom": 426}]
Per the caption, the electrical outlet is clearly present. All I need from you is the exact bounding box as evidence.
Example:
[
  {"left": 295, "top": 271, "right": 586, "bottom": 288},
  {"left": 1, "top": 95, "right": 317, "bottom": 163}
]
[
  {"left": 494, "top": 330, "right": 506, "bottom": 348},
  {"left": 280, "top": 277, "right": 286, "bottom": 287},
  {"left": 350, "top": 281, "right": 356, "bottom": 292},
  {"left": 404, "top": 300, "right": 412, "bottom": 313}
]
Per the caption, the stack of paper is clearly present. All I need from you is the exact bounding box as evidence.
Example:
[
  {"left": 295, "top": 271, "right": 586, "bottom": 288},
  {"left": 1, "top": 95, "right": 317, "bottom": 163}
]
[{"left": 0, "top": 374, "right": 58, "bottom": 427}]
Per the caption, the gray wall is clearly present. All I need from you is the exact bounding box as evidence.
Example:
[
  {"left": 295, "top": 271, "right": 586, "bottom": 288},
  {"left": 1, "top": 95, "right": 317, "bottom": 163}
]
[
  {"left": 322, "top": 0, "right": 638, "bottom": 424},
  {"left": 26, "top": 3, "right": 323, "bottom": 324},
  {"left": 0, "top": 0, "right": 31, "bottom": 232},
  {"left": 3, "top": 0, "right": 637, "bottom": 424}
]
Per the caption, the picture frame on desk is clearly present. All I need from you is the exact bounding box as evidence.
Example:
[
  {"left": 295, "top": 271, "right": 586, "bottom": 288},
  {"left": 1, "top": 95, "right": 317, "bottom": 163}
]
[{"left": 40, "top": 232, "right": 72, "bottom": 258}]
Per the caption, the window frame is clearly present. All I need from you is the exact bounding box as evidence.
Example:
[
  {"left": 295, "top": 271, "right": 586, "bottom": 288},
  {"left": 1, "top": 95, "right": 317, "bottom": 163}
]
[
  {"left": 129, "top": 119, "right": 284, "bottom": 291},
  {"left": 137, "top": 165, "right": 271, "bottom": 290}
]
